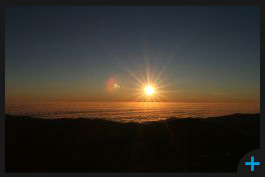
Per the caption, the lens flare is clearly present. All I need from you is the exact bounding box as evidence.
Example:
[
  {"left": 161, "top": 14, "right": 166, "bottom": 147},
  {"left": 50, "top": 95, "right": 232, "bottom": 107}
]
[
  {"left": 118, "top": 56, "right": 173, "bottom": 102},
  {"left": 145, "top": 85, "right": 155, "bottom": 96}
]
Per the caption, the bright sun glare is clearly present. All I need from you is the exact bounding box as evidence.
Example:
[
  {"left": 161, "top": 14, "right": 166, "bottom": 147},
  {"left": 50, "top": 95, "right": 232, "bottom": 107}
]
[
  {"left": 123, "top": 59, "right": 170, "bottom": 102},
  {"left": 145, "top": 85, "right": 155, "bottom": 96}
]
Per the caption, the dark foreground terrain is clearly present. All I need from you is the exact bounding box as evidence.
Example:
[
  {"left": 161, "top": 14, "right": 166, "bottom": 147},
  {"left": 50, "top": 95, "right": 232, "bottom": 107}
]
[{"left": 6, "top": 113, "right": 259, "bottom": 172}]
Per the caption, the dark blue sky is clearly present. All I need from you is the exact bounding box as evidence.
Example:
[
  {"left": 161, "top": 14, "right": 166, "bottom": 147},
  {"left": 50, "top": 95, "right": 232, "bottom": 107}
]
[{"left": 5, "top": 6, "right": 260, "bottom": 102}]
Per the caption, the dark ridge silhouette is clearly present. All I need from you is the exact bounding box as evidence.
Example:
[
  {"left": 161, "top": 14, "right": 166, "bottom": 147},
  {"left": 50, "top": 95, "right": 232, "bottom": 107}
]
[{"left": 5, "top": 113, "right": 260, "bottom": 172}]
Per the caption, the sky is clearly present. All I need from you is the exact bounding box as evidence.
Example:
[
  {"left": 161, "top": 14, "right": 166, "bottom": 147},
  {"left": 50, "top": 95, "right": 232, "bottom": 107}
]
[{"left": 5, "top": 6, "right": 260, "bottom": 103}]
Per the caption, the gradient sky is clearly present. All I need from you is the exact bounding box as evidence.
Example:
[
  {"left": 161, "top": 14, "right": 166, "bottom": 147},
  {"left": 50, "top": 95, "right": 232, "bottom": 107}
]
[{"left": 5, "top": 6, "right": 260, "bottom": 103}]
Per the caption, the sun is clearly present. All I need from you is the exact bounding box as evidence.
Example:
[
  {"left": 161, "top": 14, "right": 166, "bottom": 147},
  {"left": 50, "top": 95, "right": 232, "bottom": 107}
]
[
  {"left": 145, "top": 85, "right": 155, "bottom": 96},
  {"left": 121, "top": 58, "right": 171, "bottom": 102}
]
